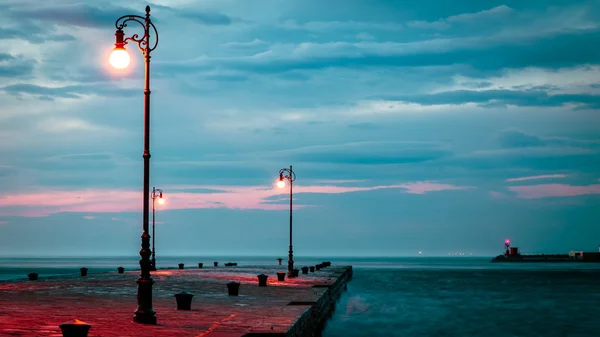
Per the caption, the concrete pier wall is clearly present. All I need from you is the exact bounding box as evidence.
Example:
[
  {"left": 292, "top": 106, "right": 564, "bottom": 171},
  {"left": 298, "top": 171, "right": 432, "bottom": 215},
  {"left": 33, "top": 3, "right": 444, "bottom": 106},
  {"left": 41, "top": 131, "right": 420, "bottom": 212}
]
[{"left": 287, "top": 266, "right": 353, "bottom": 337}]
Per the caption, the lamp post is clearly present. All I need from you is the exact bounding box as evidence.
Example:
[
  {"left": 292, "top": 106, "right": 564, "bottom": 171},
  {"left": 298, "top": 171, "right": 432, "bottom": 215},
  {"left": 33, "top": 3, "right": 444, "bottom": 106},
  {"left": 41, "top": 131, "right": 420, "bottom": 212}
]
[
  {"left": 109, "top": 6, "right": 159, "bottom": 325},
  {"left": 277, "top": 166, "right": 296, "bottom": 275},
  {"left": 150, "top": 187, "right": 164, "bottom": 271}
]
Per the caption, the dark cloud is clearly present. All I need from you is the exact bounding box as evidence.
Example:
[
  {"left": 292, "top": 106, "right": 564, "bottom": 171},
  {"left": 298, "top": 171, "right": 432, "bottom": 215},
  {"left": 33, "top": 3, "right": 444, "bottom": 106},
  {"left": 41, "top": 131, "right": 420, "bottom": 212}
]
[
  {"left": 156, "top": 30, "right": 600, "bottom": 77},
  {"left": 498, "top": 130, "right": 546, "bottom": 148},
  {"left": 266, "top": 141, "right": 453, "bottom": 165},
  {"left": 442, "top": 130, "right": 600, "bottom": 172},
  {"left": 140, "top": 3, "right": 233, "bottom": 25},
  {"left": 178, "top": 11, "right": 232, "bottom": 25},
  {"left": 204, "top": 74, "right": 248, "bottom": 82},
  {"left": 347, "top": 122, "right": 380, "bottom": 130},
  {"left": 1, "top": 83, "right": 139, "bottom": 100},
  {"left": 497, "top": 129, "right": 600, "bottom": 149},
  {"left": 0, "top": 53, "right": 14, "bottom": 62},
  {"left": 380, "top": 89, "right": 600, "bottom": 109},
  {"left": 0, "top": 54, "right": 36, "bottom": 78},
  {"left": 0, "top": 25, "right": 76, "bottom": 44},
  {"left": 8, "top": 4, "right": 132, "bottom": 28},
  {"left": 5, "top": 3, "right": 232, "bottom": 30}
]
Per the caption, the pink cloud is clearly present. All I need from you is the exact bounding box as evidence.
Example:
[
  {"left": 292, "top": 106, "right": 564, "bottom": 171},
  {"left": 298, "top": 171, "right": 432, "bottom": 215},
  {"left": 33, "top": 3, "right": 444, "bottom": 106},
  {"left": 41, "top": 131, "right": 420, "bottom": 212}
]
[
  {"left": 489, "top": 191, "right": 508, "bottom": 199},
  {"left": 508, "top": 184, "right": 600, "bottom": 199},
  {"left": 505, "top": 174, "right": 567, "bottom": 182},
  {"left": 0, "top": 181, "right": 471, "bottom": 217}
]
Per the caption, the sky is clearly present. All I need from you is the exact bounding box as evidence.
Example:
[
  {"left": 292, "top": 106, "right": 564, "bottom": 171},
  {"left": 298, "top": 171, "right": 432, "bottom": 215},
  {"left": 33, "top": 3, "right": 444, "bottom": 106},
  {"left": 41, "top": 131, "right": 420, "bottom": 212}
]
[{"left": 0, "top": 0, "right": 599, "bottom": 257}]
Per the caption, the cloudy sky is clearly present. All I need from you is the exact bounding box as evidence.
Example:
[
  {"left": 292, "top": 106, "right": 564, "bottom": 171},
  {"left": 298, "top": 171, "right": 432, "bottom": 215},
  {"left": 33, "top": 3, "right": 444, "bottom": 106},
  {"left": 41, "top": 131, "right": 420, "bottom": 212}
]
[{"left": 0, "top": 0, "right": 599, "bottom": 257}]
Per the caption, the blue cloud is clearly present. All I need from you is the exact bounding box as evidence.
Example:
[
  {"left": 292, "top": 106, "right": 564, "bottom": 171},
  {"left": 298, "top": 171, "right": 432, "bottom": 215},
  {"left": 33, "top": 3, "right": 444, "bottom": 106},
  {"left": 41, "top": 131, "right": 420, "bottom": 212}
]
[
  {"left": 0, "top": 54, "right": 36, "bottom": 78},
  {"left": 379, "top": 89, "right": 600, "bottom": 109},
  {"left": 1, "top": 83, "right": 139, "bottom": 99}
]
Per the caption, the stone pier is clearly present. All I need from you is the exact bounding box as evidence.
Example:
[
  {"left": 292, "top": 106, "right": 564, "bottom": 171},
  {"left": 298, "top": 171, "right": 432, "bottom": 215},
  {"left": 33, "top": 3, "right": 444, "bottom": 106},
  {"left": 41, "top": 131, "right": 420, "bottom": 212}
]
[{"left": 0, "top": 264, "right": 352, "bottom": 336}]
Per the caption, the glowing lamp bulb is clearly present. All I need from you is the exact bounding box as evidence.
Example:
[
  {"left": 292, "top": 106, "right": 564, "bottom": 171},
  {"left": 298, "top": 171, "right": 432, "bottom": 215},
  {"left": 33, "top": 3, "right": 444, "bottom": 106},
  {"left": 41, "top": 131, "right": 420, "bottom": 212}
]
[
  {"left": 157, "top": 197, "right": 165, "bottom": 205},
  {"left": 505, "top": 239, "right": 510, "bottom": 244},
  {"left": 277, "top": 180, "right": 286, "bottom": 189},
  {"left": 109, "top": 47, "right": 130, "bottom": 69}
]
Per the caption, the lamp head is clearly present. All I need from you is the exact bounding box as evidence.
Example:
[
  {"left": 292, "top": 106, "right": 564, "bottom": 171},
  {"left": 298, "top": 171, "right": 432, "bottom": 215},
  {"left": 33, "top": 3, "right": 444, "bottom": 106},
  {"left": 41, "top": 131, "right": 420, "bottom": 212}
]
[
  {"left": 109, "top": 29, "right": 130, "bottom": 69},
  {"left": 157, "top": 191, "right": 164, "bottom": 204},
  {"left": 277, "top": 174, "right": 286, "bottom": 189}
]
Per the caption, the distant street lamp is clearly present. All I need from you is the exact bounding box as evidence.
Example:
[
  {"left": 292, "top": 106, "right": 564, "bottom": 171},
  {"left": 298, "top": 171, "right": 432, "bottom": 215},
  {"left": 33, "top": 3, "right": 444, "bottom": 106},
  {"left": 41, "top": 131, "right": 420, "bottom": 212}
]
[
  {"left": 110, "top": 6, "right": 159, "bottom": 325},
  {"left": 150, "top": 187, "right": 164, "bottom": 271},
  {"left": 277, "top": 165, "right": 296, "bottom": 275}
]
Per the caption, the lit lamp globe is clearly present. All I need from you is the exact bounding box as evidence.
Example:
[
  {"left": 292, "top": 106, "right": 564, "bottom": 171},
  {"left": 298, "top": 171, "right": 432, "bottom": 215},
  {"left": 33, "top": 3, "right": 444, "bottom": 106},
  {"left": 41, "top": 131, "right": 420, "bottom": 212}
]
[
  {"left": 109, "top": 47, "right": 130, "bottom": 69},
  {"left": 157, "top": 197, "right": 165, "bottom": 205},
  {"left": 277, "top": 180, "right": 286, "bottom": 189}
]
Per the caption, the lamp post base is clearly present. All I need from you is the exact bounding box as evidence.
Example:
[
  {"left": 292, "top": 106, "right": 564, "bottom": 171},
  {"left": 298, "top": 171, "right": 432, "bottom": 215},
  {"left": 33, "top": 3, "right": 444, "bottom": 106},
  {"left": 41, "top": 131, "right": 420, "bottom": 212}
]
[
  {"left": 133, "top": 312, "right": 157, "bottom": 325},
  {"left": 133, "top": 278, "right": 156, "bottom": 324}
]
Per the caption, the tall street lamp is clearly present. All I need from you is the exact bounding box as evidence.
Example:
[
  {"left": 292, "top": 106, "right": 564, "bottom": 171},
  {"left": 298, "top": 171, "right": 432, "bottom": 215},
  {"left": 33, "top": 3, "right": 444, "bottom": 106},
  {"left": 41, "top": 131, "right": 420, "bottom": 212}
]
[
  {"left": 110, "top": 6, "right": 159, "bottom": 325},
  {"left": 150, "top": 187, "right": 164, "bottom": 271},
  {"left": 277, "top": 165, "right": 296, "bottom": 276}
]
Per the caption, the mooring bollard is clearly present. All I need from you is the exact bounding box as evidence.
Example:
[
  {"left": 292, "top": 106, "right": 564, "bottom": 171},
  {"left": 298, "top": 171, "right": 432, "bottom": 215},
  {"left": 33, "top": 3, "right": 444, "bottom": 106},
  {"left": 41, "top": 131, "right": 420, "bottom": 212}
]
[
  {"left": 117, "top": 267, "right": 124, "bottom": 274},
  {"left": 292, "top": 269, "right": 300, "bottom": 277},
  {"left": 178, "top": 263, "right": 184, "bottom": 270},
  {"left": 321, "top": 262, "right": 328, "bottom": 268},
  {"left": 277, "top": 258, "right": 282, "bottom": 265},
  {"left": 277, "top": 271, "right": 286, "bottom": 281},
  {"left": 316, "top": 264, "right": 321, "bottom": 271},
  {"left": 309, "top": 266, "right": 315, "bottom": 273},
  {"left": 257, "top": 274, "right": 268, "bottom": 287},
  {"left": 198, "top": 263, "right": 203, "bottom": 268},
  {"left": 28, "top": 272, "right": 38, "bottom": 281},
  {"left": 301, "top": 266, "right": 309, "bottom": 274},
  {"left": 325, "top": 261, "right": 332, "bottom": 267},
  {"left": 80, "top": 268, "right": 88, "bottom": 277},
  {"left": 59, "top": 319, "right": 91, "bottom": 337},
  {"left": 214, "top": 261, "right": 218, "bottom": 267},
  {"left": 227, "top": 281, "right": 240, "bottom": 296},
  {"left": 174, "top": 291, "right": 194, "bottom": 310}
]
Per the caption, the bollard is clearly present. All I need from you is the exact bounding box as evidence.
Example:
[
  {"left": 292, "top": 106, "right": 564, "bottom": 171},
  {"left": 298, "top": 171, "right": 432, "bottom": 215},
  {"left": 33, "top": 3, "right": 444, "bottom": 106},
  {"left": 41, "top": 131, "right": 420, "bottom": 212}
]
[
  {"left": 277, "top": 271, "right": 286, "bottom": 282},
  {"left": 214, "top": 261, "right": 218, "bottom": 267},
  {"left": 257, "top": 274, "right": 268, "bottom": 287},
  {"left": 80, "top": 268, "right": 88, "bottom": 277},
  {"left": 309, "top": 266, "right": 315, "bottom": 273},
  {"left": 178, "top": 263, "right": 185, "bottom": 270},
  {"left": 316, "top": 264, "right": 321, "bottom": 271},
  {"left": 227, "top": 281, "right": 240, "bottom": 296},
  {"left": 325, "top": 261, "right": 332, "bottom": 267},
  {"left": 277, "top": 258, "right": 282, "bottom": 265},
  {"left": 117, "top": 267, "right": 124, "bottom": 274},
  {"left": 292, "top": 269, "right": 299, "bottom": 277},
  {"left": 174, "top": 291, "right": 194, "bottom": 310},
  {"left": 198, "top": 263, "right": 203, "bottom": 268},
  {"left": 301, "top": 266, "right": 309, "bottom": 274},
  {"left": 59, "top": 319, "right": 91, "bottom": 337},
  {"left": 321, "top": 262, "right": 328, "bottom": 268},
  {"left": 28, "top": 272, "right": 38, "bottom": 281}
]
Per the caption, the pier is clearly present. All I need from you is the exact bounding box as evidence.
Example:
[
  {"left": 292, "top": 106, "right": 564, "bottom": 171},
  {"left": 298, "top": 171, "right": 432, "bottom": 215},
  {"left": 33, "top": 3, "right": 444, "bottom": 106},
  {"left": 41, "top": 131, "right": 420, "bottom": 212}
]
[{"left": 0, "top": 264, "right": 352, "bottom": 336}]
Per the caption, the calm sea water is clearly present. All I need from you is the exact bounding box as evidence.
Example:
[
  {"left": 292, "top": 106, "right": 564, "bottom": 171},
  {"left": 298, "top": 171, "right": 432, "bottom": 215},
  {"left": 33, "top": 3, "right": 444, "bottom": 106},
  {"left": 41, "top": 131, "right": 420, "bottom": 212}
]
[{"left": 2, "top": 256, "right": 600, "bottom": 336}]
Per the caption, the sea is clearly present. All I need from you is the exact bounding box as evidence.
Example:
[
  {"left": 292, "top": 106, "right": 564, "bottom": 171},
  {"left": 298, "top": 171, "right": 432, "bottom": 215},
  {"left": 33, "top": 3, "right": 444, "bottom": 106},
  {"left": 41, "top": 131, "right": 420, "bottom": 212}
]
[{"left": 1, "top": 256, "right": 600, "bottom": 337}]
